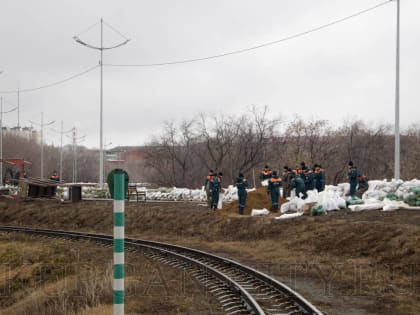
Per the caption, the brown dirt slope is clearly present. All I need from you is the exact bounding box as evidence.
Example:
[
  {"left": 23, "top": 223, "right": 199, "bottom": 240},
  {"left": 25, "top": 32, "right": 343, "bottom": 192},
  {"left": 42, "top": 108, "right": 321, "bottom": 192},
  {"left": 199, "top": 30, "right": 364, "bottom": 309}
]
[{"left": 0, "top": 198, "right": 419, "bottom": 314}]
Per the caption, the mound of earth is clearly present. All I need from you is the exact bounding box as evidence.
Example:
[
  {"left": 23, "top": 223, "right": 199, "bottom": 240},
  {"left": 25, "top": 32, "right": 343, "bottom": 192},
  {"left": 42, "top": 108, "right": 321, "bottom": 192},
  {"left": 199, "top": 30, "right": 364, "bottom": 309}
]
[{"left": 222, "top": 187, "right": 288, "bottom": 215}]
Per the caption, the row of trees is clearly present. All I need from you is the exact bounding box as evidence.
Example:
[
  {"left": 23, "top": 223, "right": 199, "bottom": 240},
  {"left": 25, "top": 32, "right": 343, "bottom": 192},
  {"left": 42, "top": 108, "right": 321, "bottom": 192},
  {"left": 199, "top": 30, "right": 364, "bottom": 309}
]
[
  {"left": 143, "top": 106, "right": 420, "bottom": 188},
  {"left": 2, "top": 106, "right": 419, "bottom": 187},
  {"left": 2, "top": 134, "right": 98, "bottom": 183}
]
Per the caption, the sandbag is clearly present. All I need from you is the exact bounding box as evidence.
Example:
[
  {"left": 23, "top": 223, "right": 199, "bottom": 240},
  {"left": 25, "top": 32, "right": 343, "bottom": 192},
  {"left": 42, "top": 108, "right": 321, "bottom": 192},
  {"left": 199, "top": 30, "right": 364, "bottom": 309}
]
[
  {"left": 251, "top": 208, "right": 270, "bottom": 216},
  {"left": 275, "top": 212, "right": 304, "bottom": 219}
]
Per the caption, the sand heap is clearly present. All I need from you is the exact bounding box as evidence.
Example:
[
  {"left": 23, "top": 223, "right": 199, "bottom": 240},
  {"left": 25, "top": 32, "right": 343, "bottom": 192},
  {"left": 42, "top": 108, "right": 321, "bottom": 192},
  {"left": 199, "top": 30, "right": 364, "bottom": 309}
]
[{"left": 222, "top": 187, "right": 288, "bottom": 215}]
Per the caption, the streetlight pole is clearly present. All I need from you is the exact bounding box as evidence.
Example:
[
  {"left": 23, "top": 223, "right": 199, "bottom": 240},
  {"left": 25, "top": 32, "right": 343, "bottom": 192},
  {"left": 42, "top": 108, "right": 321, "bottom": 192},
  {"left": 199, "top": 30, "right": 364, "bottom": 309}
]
[
  {"left": 30, "top": 113, "right": 55, "bottom": 179},
  {"left": 73, "top": 18, "right": 130, "bottom": 188},
  {"left": 394, "top": 0, "right": 400, "bottom": 180},
  {"left": 0, "top": 97, "right": 17, "bottom": 186},
  {"left": 68, "top": 127, "right": 85, "bottom": 183},
  {"left": 52, "top": 121, "right": 73, "bottom": 181}
]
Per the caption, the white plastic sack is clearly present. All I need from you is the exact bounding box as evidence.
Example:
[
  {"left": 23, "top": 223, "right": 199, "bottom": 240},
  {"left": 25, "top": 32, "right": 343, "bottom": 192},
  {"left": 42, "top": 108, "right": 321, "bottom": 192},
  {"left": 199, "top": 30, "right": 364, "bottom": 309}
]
[
  {"left": 217, "top": 193, "right": 223, "bottom": 209},
  {"left": 275, "top": 212, "right": 304, "bottom": 220},
  {"left": 349, "top": 202, "right": 383, "bottom": 212},
  {"left": 251, "top": 208, "right": 270, "bottom": 216},
  {"left": 261, "top": 179, "right": 269, "bottom": 187},
  {"left": 280, "top": 201, "right": 292, "bottom": 213},
  {"left": 382, "top": 198, "right": 408, "bottom": 211}
]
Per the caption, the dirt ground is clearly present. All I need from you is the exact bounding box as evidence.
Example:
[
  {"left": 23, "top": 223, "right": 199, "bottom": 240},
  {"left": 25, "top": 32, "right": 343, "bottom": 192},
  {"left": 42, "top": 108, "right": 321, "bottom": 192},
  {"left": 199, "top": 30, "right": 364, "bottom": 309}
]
[{"left": 0, "top": 189, "right": 419, "bottom": 315}]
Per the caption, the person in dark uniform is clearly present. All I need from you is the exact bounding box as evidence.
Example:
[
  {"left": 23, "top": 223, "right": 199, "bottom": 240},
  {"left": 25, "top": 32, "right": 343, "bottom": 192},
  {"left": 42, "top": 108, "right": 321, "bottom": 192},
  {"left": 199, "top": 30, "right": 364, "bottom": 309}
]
[
  {"left": 290, "top": 171, "right": 306, "bottom": 199},
  {"left": 236, "top": 173, "right": 249, "bottom": 215},
  {"left": 303, "top": 167, "right": 315, "bottom": 192},
  {"left": 314, "top": 164, "right": 326, "bottom": 192},
  {"left": 347, "top": 161, "right": 359, "bottom": 197},
  {"left": 259, "top": 165, "right": 273, "bottom": 181},
  {"left": 281, "top": 165, "right": 290, "bottom": 198},
  {"left": 357, "top": 173, "right": 369, "bottom": 198},
  {"left": 50, "top": 170, "right": 60, "bottom": 196},
  {"left": 267, "top": 171, "right": 282, "bottom": 212},
  {"left": 300, "top": 162, "right": 307, "bottom": 180},
  {"left": 210, "top": 172, "right": 223, "bottom": 210},
  {"left": 204, "top": 170, "right": 215, "bottom": 208}
]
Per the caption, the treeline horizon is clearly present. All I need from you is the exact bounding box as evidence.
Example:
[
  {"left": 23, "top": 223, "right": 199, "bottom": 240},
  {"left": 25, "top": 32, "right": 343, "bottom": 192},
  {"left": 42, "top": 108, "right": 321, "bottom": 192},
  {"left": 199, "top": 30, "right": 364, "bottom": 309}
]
[{"left": 2, "top": 106, "right": 419, "bottom": 187}]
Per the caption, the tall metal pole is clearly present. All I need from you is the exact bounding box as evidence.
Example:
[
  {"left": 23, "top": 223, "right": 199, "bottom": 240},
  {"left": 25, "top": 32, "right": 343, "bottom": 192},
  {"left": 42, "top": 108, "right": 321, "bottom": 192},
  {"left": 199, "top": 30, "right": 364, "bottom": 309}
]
[
  {"left": 99, "top": 18, "right": 104, "bottom": 189},
  {"left": 17, "top": 88, "right": 20, "bottom": 128},
  {"left": 73, "top": 19, "right": 129, "bottom": 189},
  {"left": 41, "top": 113, "right": 44, "bottom": 179},
  {"left": 394, "top": 0, "right": 400, "bottom": 180},
  {"left": 51, "top": 122, "right": 72, "bottom": 181},
  {"left": 68, "top": 127, "right": 85, "bottom": 183},
  {"left": 0, "top": 97, "right": 3, "bottom": 186},
  {"left": 0, "top": 97, "right": 17, "bottom": 186},
  {"left": 60, "top": 121, "right": 64, "bottom": 181},
  {"left": 30, "top": 113, "right": 55, "bottom": 179}
]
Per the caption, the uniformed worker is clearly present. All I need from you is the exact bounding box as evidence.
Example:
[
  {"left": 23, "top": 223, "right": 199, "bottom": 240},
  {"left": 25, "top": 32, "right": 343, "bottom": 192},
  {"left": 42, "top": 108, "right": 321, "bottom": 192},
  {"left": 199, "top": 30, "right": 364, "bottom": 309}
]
[
  {"left": 236, "top": 173, "right": 249, "bottom": 215},
  {"left": 281, "top": 165, "right": 290, "bottom": 198},
  {"left": 210, "top": 172, "right": 223, "bottom": 210},
  {"left": 267, "top": 171, "right": 282, "bottom": 212},
  {"left": 50, "top": 170, "right": 60, "bottom": 196},
  {"left": 259, "top": 165, "right": 273, "bottom": 181},
  {"left": 290, "top": 171, "right": 306, "bottom": 199},
  {"left": 347, "top": 161, "right": 358, "bottom": 197},
  {"left": 204, "top": 170, "right": 215, "bottom": 208},
  {"left": 314, "top": 164, "right": 326, "bottom": 192},
  {"left": 303, "top": 167, "right": 315, "bottom": 192}
]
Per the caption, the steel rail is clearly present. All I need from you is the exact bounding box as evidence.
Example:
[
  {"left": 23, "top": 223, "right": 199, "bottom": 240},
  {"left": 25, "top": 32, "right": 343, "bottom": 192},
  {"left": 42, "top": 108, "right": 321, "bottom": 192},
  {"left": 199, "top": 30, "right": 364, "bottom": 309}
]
[{"left": 0, "top": 226, "right": 323, "bottom": 315}]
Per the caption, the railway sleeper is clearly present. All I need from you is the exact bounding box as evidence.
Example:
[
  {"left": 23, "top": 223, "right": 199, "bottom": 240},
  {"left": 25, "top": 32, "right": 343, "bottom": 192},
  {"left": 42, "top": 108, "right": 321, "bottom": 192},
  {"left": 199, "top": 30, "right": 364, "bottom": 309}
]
[
  {"left": 218, "top": 295, "right": 241, "bottom": 303},
  {"left": 224, "top": 304, "right": 248, "bottom": 313}
]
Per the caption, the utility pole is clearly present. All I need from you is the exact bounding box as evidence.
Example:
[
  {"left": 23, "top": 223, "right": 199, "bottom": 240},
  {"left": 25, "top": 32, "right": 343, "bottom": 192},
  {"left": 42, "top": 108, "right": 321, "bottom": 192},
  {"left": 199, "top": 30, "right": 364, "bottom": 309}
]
[
  {"left": 73, "top": 19, "right": 130, "bottom": 188},
  {"left": 0, "top": 97, "right": 17, "bottom": 186},
  {"left": 394, "top": 0, "right": 400, "bottom": 180},
  {"left": 68, "top": 127, "right": 85, "bottom": 183},
  {"left": 30, "top": 113, "right": 55, "bottom": 179},
  {"left": 17, "top": 87, "right": 20, "bottom": 128},
  {"left": 51, "top": 121, "right": 73, "bottom": 181}
]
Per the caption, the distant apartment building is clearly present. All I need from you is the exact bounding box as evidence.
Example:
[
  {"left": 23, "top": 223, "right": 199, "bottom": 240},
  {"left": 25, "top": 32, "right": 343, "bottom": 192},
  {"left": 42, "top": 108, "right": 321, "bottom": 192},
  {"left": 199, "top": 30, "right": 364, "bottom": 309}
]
[{"left": 2, "top": 126, "right": 40, "bottom": 143}]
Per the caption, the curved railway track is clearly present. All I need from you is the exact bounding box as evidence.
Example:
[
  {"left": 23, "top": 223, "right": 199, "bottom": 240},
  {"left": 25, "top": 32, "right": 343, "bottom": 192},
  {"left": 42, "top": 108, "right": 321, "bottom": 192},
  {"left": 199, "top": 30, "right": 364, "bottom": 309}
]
[{"left": 0, "top": 226, "right": 323, "bottom": 315}]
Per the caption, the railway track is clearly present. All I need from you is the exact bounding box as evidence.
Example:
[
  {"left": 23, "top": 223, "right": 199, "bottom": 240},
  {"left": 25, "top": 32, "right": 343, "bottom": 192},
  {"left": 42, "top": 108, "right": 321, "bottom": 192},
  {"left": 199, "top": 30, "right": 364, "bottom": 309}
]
[{"left": 0, "top": 226, "right": 323, "bottom": 315}]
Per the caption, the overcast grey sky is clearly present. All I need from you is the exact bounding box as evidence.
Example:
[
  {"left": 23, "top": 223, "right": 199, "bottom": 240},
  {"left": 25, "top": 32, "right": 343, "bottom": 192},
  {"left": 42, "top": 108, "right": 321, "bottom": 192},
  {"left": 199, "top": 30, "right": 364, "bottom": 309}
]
[{"left": 0, "top": 0, "right": 418, "bottom": 148}]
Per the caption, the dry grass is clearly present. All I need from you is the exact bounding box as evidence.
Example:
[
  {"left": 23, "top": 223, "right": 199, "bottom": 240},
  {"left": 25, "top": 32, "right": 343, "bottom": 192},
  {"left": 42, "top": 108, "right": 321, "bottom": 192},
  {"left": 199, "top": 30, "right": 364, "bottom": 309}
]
[{"left": 1, "top": 198, "right": 420, "bottom": 314}]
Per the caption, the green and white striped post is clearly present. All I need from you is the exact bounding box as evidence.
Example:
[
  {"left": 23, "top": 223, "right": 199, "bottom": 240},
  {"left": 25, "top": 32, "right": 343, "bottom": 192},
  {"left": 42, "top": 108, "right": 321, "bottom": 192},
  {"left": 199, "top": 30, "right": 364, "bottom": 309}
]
[{"left": 113, "top": 172, "right": 125, "bottom": 314}]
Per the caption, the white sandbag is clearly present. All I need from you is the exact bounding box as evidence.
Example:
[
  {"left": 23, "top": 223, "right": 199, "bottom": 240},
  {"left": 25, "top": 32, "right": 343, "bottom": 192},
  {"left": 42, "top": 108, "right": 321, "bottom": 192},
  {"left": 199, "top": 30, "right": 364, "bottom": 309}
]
[
  {"left": 275, "top": 212, "right": 304, "bottom": 220},
  {"left": 382, "top": 198, "right": 409, "bottom": 211},
  {"left": 280, "top": 202, "right": 291, "bottom": 213},
  {"left": 337, "top": 197, "right": 347, "bottom": 209},
  {"left": 251, "top": 208, "right": 270, "bottom": 216},
  {"left": 289, "top": 196, "right": 305, "bottom": 211},
  {"left": 349, "top": 202, "right": 383, "bottom": 211},
  {"left": 305, "top": 190, "right": 319, "bottom": 203},
  {"left": 261, "top": 180, "right": 269, "bottom": 187},
  {"left": 217, "top": 193, "right": 223, "bottom": 209}
]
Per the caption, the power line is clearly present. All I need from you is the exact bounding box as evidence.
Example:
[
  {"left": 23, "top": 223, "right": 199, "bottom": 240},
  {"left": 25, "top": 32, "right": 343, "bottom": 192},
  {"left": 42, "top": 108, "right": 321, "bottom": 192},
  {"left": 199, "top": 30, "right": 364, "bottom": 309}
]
[
  {"left": 0, "top": 65, "right": 99, "bottom": 94},
  {"left": 105, "top": 0, "right": 392, "bottom": 68},
  {"left": 0, "top": 1, "right": 392, "bottom": 94}
]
